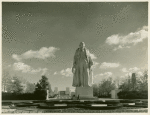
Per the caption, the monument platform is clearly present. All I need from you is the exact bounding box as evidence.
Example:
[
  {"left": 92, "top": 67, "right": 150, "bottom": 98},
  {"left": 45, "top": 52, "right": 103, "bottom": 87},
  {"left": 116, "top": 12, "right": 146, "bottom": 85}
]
[
  {"left": 75, "top": 87, "right": 97, "bottom": 100},
  {"left": 4, "top": 99, "right": 148, "bottom": 111}
]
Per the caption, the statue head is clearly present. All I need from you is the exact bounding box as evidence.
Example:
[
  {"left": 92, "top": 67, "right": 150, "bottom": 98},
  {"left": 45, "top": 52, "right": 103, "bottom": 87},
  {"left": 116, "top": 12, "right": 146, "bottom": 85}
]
[{"left": 79, "top": 42, "right": 85, "bottom": 49}]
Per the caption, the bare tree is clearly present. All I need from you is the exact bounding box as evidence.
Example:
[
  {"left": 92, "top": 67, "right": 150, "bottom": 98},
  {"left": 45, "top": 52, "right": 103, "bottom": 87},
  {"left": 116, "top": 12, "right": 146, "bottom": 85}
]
[
  {"left": 137, "top": 70, "right": 148, "bottom": 91},
  {"left": 99, "top": 78, "right": 116, "bottom": 96},
  {"left": 2, "top": 70, "right": 12, "bottom": 92}
]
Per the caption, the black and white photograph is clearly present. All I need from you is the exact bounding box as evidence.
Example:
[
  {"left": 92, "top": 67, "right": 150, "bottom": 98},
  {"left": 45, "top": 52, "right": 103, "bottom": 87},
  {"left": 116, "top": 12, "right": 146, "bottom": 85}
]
[{"left": 2, "top": 1, "right": 148, "bottom": 113}]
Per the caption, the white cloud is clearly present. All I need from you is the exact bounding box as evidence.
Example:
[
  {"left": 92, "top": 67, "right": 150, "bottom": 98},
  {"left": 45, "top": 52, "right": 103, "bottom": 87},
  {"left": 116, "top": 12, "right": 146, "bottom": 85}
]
[
  {"left": 13, "top": 62, "right": 48, "bottom": 74},
  {"left": 100, "top": 62, "right": 120, "bottom": 69},
  {"left": 60, "top": 68, "right": 73, "bottom": 77},
  {"left": 54, "top": 71, "right": 58, "bottom": 75},
  {"left": 94, "top": 72, "right": 113, "bottom": 83},
  {"left": 125, "top": 73, "right": 132, "bottom": 77},
  {"left": 95, "top": 72, "right": 113, "bottom": 78},
  {"left": 30, "top": 68, "right": 42, "bottom": 73},
  {"left": 106, "top": 34, "right": 120, "bottom": 45},
  {"left": 41, "top": 68, "right": 48, "bottom": 75},
  {"left": 13, "top": 62, "right": 31, "bottom": 73},
  {"left": 106, "top": 26, "right": 148, "bottom": 50},
  {"left": 104, "top": 72, "right": 113, "bottom": 77},
  {"left": 12, "top": 47, "right": 59, "bottom": 61},
  {"left": 12, "top": 54, "right": 22, "bottom": 61},
  {"left": 89, "top": 53, "right": 97, "bottom": 60},
  {"left": 121, "top": 68, "right": 128, "bottom": 73},
  {"left": 113, "top": 45, "right": 130, "bottom": 51},
  {"left": 92, "top": 61, "right": 99, "bottom": 69},
  {"left": 129, "top": 67, "right": 140, "bottom": 72},
  {"left": 122, "top": 67, "right": 143, "bottom": 82},
  {"left": 121, "top": 67, "right": 141, "bottom": 73},
  {"left": 137, "top": 71, "right": 143, "bottom": 76},
  {"left": 124, "top": 71, "right": 143, "bottom": 81}
]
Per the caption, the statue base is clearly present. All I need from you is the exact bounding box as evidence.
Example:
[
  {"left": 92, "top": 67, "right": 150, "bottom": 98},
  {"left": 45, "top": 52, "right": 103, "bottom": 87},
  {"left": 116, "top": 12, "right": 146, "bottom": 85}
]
[{"left": 75, "top": 87, "right": 97, "bottom": 100}]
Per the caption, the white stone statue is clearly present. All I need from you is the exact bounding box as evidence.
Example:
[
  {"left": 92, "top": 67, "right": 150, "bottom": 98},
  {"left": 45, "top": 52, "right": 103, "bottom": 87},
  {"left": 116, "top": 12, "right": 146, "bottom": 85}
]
[{"left": 72, "top": 42, "right": 93, "bottom": 87}]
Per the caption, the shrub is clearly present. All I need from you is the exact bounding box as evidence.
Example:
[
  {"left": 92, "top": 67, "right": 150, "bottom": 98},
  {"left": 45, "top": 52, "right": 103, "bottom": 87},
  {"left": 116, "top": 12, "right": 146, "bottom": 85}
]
[
  {"left": 2, "top": 90, "right": 47, "bottom": 100},
  {"left": 34, "top": 89, "right": 47, "bottom": 100},
  {"left": 117, "top": 91, "right": 148, "bottom": 99}
]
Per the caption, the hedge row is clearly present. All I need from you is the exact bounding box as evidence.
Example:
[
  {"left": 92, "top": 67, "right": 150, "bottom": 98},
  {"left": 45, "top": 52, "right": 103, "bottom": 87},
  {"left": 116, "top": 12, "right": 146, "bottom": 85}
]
[
  {"left": 2, "top": 90, "right": 47, "bottom": 100},
  {"left": 117, "top": 91, "right": 148, "bottom": 99}
]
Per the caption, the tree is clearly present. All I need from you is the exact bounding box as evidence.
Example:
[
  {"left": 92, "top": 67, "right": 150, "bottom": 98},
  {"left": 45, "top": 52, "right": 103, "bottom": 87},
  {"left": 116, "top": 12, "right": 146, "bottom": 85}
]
[
  {"left": 137, "top": 70, "right": 148, "bottom": 91},
  {"left": 24, "top": 82, "right": 35, "bottom": 93},
  {"left": 34, "top": 75, "right": 53, "bottom": 99},
  {"left": 92, "top": 84, "right": 98, "bottom": 97},
  {"left": 119, "top": 80, "right": 132, "bottom": 91},
  {"left": 7, "top": 76, "right": 23, "bottom": 93},
  {"left": 39, "top": 76, "right": 49, "bottom": 89},
  {"left": 98, "top": 78, "right": 116, "bottom": 96},
  {"left": 2, "top": 70, "right": 12, "bottom": 92}
]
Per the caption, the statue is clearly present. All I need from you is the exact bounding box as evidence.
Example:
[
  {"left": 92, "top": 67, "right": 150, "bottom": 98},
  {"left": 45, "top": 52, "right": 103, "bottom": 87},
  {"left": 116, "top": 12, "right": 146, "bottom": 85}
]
[{"left": 72, "top": 42, "right": 93, "bottom": 87}]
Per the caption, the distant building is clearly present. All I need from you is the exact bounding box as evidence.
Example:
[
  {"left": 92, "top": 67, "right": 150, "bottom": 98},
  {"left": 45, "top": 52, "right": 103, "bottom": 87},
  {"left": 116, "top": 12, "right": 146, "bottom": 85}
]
[
  {"left": 54, "top": 87, "right": 58, "bottom": 94},
  {"left": 71, "top": 92, "right": 75, "bottom": 97},
  {"left": 56, "top": 87, "right": 76, "bottom": 97},
  {"left": 70, "top": 87, "right": 75, "bottom": 97},
  {"left": 59, "top": 91, "right": 66, "bottom": 95},
  {"left": 65, "top": 87, "right": 70, "bottom": 95}
]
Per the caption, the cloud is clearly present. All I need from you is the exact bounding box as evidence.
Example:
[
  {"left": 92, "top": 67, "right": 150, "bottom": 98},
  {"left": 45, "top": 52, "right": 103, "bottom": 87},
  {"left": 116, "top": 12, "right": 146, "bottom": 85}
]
[
  {"left": 106, "top": 34, "right": 120, "bottom": 45},
  {"left": 12, "top": 54, "right": 22, "bottom": 61},
  {"left": 13, "top": 62, "right": 48, "bottom": 74},
  {"left": 103, "top": 72, "right": 113, "bottom": 77},
  {"left": 106, "top": 26, "right": 148, "bottom": 51},
  {"left": 124, "top": 70, "right": 143, "bottom": 81},
  {"left": 13, "top": 62, "right": 31, "bottom": 73},
  {"left": 129, "top": 67, "right": 140, "bottom": 72},
  {"left": 137, "top": 71, "right": 143, "bottom": 76},
  {"left": 60, "top": 68, "right": 73, "bottom": 77},
  {"left": 122, "top": 67, "right": 142, "bottom": 81},
  {"left": 125, "top": 73, "right": 131, "bottom": 77},
  {"left": 92, "top": 61, "right": 99, "bottom": 69},
  {"left": 54, "top": 68, "right": 73, "bottom": 77},
  {"left": 113, "top": 45, "right": 130, "bottom": 51},
  {"left": 94, "top": 72, "right": 113, "bottom": 83},
  {"left": 100, "top": 62, "right": 120, "bottom": 69},
  {"left": 121, "top": 67, "right": 141, "bottom": 79},
  {"left": 53, "top": 71, "right": 58, "bottom": 75},
  {"left": 41, "top": 68, "right": 48, "bottom": 75},
  {"left": 94, "top": 72, "right": 113, "bottom": 78},
  {"left": 121, "top": 68, "right": 128, "bottom": 72},
  {"left": 89, "top": 53, "right": 97, "bottom": 59},
  {"left": 12, "top": 47, "right": 59, "bottom": 61}
]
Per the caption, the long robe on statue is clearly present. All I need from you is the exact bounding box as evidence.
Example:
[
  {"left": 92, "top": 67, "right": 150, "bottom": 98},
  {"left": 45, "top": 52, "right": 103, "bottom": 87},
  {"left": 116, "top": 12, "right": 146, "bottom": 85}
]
[{"left": 72, "top": 48, "right": 93, "bottom": 87}]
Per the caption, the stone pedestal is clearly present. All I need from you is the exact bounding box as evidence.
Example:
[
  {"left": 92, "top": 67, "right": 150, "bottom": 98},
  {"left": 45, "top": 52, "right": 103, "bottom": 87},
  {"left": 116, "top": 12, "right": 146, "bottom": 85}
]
[
  {"left": 46, "top": 90, "right": 49, "bottom": 100},
  {"left": 111, "top": 89, "right": 122, "bottom": 99},
  {"left": 75, "top": 87, "right": 94, "bottom": 99}
]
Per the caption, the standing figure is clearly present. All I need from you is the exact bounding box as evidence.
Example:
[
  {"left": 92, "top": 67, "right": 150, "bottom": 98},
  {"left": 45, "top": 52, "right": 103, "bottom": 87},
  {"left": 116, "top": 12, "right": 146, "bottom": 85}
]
[{"left": 72, "top": 42, "right": 93, "bottom": 87}]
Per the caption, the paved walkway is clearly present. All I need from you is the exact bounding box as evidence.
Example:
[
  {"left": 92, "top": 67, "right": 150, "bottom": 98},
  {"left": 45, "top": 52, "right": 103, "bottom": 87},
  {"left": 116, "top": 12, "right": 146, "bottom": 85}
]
[
  {"left": 2, "top": 106, "right": 148, "bottom": 113},
  {"left": 2, "top": 98, "right": 148, "bottom": 103}
]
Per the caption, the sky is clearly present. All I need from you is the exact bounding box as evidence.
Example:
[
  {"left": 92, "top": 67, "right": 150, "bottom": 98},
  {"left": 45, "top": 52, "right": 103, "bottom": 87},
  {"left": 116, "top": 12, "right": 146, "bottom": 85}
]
[{"left": 2, "top": 2, "right": 148, "bottom": 91}]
